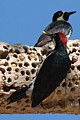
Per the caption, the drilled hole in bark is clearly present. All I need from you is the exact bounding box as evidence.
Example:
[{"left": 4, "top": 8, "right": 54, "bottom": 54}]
[
  {"left": 73, "top": 43, "right": 78, "bottom": 47},
  {"left": 31, "top": 69, "right": 36, "bottom": 74},
  {"left": 6, "top": 57, "right": 10, "bottom": 60},
  {"left": 41, "top": 49, "right": 47, "bottom": 55},
  {"left": 3, "top": 86, "right": 11, "bottom": 92},
  {"left": 0, "top": 68, "right": 5, "bottom": 74},
  {"left": 6, "top": 106, "right": 11, "bottom": 109},
  {"left": 78, "top": 49, "right": 80, "bottom": 52},
  {"left": 24, "top": 62, "right": 29, "bottom": 67},
  {"left": 37, "top": 53, "right": 41, "bottom": 57},
  {"left": 32, "top": 77, "right": 35, "bottom": 80},
  {"left": 21, "top": 108, "right": 25, "bottom": 111},
  {"left": 25, "top": 99, "right": 29, "bottom": 103},
  {"left": 3, "top": 46, "right": 8, "bottom": 49},
  {"left": 71, "top": 56, "right": 78, "bottom": 64},
  {"left": 33, "top": 48, "right": 37, "bottom": 51},
  {"left": 0, "top": 51, "right": 8, "bottom": 59},
  {"left": 72, "top": 48, "right": 76, "bottom": 52},
  {"left": 77, "top": 65, "right": 80, "bottom": 71},
  {"left": 4, "top": 62, "right": 8, "bottom": 66},
  {"left": 26, "top": 76, "right": 29, "bottom": 81},
  {"left": 15, "top": 68, "right": 19, "bottom": 72},
  {"left": 7, "top": 67, "right": 12, "bottom": 71},
  {"left": 15, "top": 49, "right": 20, "bottom": 54},
  {"left": 3, "top": 85, "right": 16, "bottom": 92},
  {"left": 76, "top": 52, "right": 80, "bottom": 56},
  {"left": 26, "top": 70, "right": 30, "bottom": 75},
  {"left": 32, "top": 63, "right": 37, "bottom": 68},
  {"left": 19, "top": 63, "right": 22, "bottom": 67},
  {"left": 21, "top": 71, "right": 25, "bottom": 76},
  {"left": 7, "top": 44, "right": 10, "bottom": 47},
  {"left": 71, "top": 87, "right": 75, "bottom": 92},
  {"left": 7, "top": 78, "right": 12, "bottom": 82},
  {"left": 68, "top": 82, "right": 72, "bottom": 87},
  {"left": 75, "top": 82, "right": 79, "bottom": 85},
  {"left": 25, "top": 104, "right": 30, "bottom": 107},
  {"left": 71, "top": 65, "right": 75, "bottom": 70},
  {"left": 78, "top": 99, "right": 80, "bottom": 105},
  {"left": 28, "top": 56, "right": 31, "bottom": 61},
  {"left": 62, "top": 82, "right": 67, "bottom": 87},
  {"left": 13, "top": 54, "right": 18, "bottom": 58}
]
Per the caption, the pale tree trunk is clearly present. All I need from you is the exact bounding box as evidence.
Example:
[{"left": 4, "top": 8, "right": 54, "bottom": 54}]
[{"left": 0, "top": 40, "right": 80, "bottom": 114}]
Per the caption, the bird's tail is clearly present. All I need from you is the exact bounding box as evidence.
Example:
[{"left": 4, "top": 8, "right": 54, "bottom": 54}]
[{"left": 7, "top": 84, "right": 32, "bottom": 104}]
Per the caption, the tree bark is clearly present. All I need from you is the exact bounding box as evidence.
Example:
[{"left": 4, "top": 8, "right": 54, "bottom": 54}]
[{"left": 0, "top": 40, "right": 80, "bottom": 114}]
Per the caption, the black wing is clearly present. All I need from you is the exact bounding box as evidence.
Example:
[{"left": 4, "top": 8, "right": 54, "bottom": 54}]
[{"left": 31, "top": 51, "right": 71, "bottom": 107}]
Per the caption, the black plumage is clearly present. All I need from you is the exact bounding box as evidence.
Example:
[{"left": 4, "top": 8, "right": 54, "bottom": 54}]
[{"left": 32, "top": 32, "right": 71, "bottom": 107}]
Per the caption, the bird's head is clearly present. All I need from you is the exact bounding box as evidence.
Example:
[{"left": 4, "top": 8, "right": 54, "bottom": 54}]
[
  {"left": 44, "top": 31, "right": 68, "bottom": 47},
  {"left": 52, "top": 11, "right": 76, "bottom": 22}
]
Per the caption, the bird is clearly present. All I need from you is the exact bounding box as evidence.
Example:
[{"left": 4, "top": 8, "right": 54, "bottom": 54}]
[
  {"left": 7, "top": 10, "right": 75, "bottom": 105},
  {"left": 31, "top": 32, "right": 71, "bottom": 107},
  {"left": 34, "top": 10, "right": 76, "bottom": 49}
]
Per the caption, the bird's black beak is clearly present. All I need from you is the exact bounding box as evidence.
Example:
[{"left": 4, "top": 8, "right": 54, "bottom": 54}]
[
  {"left": 68, "top": 11, "right": 76, "bottom": 16},
  {"left": 63, "top": 11, "right": 76, "bottom": 21}
]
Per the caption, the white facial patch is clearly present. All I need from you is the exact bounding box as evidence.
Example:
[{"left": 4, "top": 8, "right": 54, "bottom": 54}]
[
  {"left": 57, "top": 16, "right": 65, "bottom": 21},
  {"left": 57, "top": 11, "right": 66, "bottom": 21}
]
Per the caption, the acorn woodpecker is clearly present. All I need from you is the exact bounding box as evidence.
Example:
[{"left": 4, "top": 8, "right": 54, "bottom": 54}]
[
  {"left": 31, "top": 32, "right": 71, "bottom": 107},
  {"left": 34, "top": 11, "right": 76, "bottom": 48}
]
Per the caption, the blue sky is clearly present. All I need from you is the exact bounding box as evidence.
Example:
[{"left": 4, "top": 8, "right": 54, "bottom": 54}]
[
  {"left": 0, "top": 114, "right": 80, "bottom": 120},
  {"left": 0, "top": 0, "right": 80, "bottom": 119},
  {"left": 0, "top": 0, "right": 80, "bottom": 46}
]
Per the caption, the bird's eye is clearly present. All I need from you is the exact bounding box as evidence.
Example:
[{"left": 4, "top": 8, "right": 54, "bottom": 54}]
[{"left": 58, "top": 12, "right": 62, "bottom": 16}]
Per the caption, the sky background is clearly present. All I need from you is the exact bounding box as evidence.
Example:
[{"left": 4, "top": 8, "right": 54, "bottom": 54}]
[{"left": 0, "top": 0, "right": 80, "bottom": 119}]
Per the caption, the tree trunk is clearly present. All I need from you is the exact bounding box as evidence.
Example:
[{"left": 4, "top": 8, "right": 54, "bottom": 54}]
[{"left": 0, "top": 40, "right": 80, "bottom": 114}]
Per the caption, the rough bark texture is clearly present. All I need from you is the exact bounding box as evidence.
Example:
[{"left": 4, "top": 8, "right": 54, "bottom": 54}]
[{"left": 0, "top": 40, "right": 80, "bottom": 114}]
